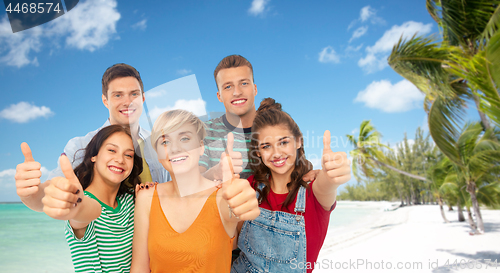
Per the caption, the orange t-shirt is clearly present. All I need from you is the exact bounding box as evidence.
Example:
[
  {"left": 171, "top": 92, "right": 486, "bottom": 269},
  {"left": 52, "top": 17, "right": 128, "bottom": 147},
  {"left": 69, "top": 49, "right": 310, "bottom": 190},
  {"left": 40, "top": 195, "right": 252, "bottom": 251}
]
[{"left": 148, "top": 188, "right": 233, "bottom": 273}]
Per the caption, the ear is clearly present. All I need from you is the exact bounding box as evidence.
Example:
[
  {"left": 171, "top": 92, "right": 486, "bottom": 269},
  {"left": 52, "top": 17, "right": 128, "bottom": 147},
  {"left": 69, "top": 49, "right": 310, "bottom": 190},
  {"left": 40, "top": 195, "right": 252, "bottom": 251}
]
[
  {"left": 216, "top": 91, "right": 223, "bottom": 103},
  {"left": 256, "top": 151, "right": 261, "bottom": 158},
  {"left": 199, "top": 140, "right": 205, "bottom": 156},
  {"left": 253, "top": 83, "right": 258, "bottom": 97},
  {"left": 102, "top": 94, "right": 109, "bottom": 109},
  {"left": 296, "top": 138, "right": 301, "bottom": 150},
  {"left": 91, "top": 156, "right": 96, "bottom": 162},
  {"left": 142, "top": 93, "right": 145, "bottom": 103}
]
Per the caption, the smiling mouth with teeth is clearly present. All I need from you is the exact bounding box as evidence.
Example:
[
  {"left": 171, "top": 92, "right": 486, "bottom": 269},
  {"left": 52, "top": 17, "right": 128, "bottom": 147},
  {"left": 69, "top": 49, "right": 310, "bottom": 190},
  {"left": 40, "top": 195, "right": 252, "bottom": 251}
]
[
  {"left": 109, "top": 166, "right": 124, "bottom": 173},
  {"left": 231, "top": 99, "right": 247, "bottom": 105},
  {"left": 272, "top": 158, "right": 287, "bottom": 166},
  {"left": 170, "top": 156, "right": 188, "bottom": 163},
  {"left": 120, "top": 109, "right": 135, "bottom": 115}
]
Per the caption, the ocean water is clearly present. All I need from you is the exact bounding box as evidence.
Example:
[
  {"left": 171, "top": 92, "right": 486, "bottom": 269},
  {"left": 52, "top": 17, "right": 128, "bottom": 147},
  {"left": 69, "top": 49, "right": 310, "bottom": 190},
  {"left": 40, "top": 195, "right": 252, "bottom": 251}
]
[{"left": 0, "top": 201, "right": 385, "bottom": 272}]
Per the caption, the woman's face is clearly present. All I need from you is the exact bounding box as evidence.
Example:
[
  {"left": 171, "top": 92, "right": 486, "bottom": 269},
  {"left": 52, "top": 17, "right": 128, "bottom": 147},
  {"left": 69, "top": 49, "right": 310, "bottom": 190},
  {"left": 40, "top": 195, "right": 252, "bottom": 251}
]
[
  {"left": 256, "top": 125, "right": 301, "bottom": 177},
  {"left": 156, "top": 123, "right": 204, "bottom": 175},
  {"left": 92, "top": 132, "right": 135, "bottom": 186}
]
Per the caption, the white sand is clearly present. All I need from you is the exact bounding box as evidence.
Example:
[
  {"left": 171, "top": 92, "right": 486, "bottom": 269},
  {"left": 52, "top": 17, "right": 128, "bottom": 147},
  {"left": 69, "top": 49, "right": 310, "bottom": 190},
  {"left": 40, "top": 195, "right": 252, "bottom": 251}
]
[{"left": 313, "top": 205, "right": 500, "bottom": 272}]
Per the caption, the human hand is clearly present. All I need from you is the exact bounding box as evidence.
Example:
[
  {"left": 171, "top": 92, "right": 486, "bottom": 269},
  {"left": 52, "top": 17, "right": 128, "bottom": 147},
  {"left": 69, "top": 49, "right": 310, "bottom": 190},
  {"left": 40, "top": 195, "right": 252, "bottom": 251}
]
[
  {"left": 221, "top": 178, "right": 259, "bottom": 221},
  {"left": 216, "top": 132, "right": 243, "bottom": 182},
  {"left": 15, "top": 143, "right": 43, "bottom": 197},
  {"left": 321, "top": 130, "right": 351, "bottom": 186},
  {"left": 42, "top": 155, "right": 83, "bottom": 220}
]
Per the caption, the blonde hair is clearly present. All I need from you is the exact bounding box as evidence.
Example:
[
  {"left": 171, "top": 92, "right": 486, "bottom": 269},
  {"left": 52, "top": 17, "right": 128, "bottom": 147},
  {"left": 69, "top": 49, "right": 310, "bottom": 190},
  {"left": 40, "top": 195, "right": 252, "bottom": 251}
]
[{"left": 151, "top": 110, "right": 207, "bottom": 152}]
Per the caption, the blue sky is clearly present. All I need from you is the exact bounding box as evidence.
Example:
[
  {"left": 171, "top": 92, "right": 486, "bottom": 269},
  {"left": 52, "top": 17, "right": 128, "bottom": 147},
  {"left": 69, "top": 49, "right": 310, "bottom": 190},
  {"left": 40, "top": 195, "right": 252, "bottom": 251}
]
[{"left": 0, "top": 0, "right": 467, "bottom": 202}]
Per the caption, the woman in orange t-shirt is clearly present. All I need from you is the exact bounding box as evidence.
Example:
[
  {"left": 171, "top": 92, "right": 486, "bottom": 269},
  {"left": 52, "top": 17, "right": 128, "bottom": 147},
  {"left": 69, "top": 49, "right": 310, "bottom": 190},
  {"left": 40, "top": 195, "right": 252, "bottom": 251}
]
[{"left": 131, "top": 110, "right": 260, "bottom": 273}]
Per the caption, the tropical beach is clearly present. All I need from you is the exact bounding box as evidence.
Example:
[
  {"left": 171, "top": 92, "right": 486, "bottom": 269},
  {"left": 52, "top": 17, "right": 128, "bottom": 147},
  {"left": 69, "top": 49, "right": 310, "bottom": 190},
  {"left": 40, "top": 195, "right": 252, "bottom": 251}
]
[{"left": 317, "top": 203, "right": 500, "bottom": 273}]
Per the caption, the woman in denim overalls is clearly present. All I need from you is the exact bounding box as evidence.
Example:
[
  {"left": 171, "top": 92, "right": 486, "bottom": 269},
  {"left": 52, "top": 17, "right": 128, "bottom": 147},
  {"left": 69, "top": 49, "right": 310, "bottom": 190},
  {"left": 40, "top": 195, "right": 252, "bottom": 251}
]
[{"left": 232, "top": 98, "right": 351, "bottom": 273}]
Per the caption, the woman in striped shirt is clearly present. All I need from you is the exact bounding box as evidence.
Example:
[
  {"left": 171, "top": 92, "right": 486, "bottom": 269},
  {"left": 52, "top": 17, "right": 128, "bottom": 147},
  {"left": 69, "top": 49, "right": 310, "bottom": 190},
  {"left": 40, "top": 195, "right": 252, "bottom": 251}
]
[{"left": 40, "top": 125, "right": 143, "bottom": 272}]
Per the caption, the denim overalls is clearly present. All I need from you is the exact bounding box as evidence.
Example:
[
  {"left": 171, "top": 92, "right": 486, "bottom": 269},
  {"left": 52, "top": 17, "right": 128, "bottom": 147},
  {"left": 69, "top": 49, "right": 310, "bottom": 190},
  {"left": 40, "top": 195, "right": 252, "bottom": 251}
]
[{"left": 231, "top": 182, "right": 307, "bottom": 273}]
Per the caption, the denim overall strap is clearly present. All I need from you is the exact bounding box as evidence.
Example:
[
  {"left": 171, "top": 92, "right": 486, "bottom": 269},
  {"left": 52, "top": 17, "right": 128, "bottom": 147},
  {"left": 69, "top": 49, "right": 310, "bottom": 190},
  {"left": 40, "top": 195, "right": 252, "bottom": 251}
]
[
  {"left": 232, "top": 182, "right": 307, "bottom": 273},
  {"left": 294, "top": 186, "right": 306, "bottom": 213}
]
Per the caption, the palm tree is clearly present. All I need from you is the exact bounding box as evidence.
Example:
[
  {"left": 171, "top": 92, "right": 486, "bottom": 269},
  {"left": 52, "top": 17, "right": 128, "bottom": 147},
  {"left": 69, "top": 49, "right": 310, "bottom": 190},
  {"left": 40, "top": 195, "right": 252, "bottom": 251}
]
[
  {"left": 388, "top": 0, "right": 500, "bottom": 164},
  {"left": 442, "top": 122, "right": 500, "bottom": 233},
  {"left": 347, "top": 120, "right": 427, "bottom": 183}
]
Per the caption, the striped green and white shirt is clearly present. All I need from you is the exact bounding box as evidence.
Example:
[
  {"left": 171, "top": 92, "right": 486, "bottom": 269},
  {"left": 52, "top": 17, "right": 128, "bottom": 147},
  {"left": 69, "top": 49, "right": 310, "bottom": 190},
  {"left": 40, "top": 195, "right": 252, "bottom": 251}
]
[
  {"left": 65, "top": 191, "right": 135, "bottom": 273},
  {"left": 200, "top": 115, "right": 253, "bottom": 179}
]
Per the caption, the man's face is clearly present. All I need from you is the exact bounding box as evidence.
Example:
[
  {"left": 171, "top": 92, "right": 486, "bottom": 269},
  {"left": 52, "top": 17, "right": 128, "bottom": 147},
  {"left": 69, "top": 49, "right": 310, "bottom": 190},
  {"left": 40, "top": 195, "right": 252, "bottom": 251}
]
[
  {"left": 216, "top": 66, "right": 257, "bottom": 118},
  {"left": 102, "top": 76, "right": 145, "bottom": 127}
]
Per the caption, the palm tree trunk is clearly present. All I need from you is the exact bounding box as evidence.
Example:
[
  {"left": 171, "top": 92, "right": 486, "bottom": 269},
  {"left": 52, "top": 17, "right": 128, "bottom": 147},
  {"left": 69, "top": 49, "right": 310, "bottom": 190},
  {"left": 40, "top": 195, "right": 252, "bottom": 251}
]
[
  {"left": 466, "top": 206, "right": 477, "bottom": 231},
  {"left": 467, "top": 181, "right": 485, "bottom": 233},
  {"left": 457, "top": 201, "right": 465, "bottom": 222},
  {"left": 438, "top": 198, "right": 450, "bottom": 223},
  {"left": 368, "top": 157, "right": 427, "bottom": 181},
  {"left": 472, "top": 93, "right": 491, "bottom": 130}
]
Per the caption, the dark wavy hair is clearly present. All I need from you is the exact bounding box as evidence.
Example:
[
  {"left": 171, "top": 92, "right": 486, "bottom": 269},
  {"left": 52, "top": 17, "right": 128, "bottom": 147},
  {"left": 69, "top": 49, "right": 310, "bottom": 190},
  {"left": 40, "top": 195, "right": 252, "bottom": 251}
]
[
  {"left": 249, "top": 98, "right": 312, "bottom": 211},
  {"left": 73, "top": 125, "right": 143, "bottom": 197}
]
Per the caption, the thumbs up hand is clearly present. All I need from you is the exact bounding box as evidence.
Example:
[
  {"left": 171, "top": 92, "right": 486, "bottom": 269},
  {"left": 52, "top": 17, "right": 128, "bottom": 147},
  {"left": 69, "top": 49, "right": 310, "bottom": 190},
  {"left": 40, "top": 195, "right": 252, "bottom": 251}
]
[
  {"left": 221, "top": 177, "right": 260, "bottom": 222},
  {"left": 15, "top": 143, "right": 43, "bottom": 197},
  {"left": 217, "top": 132, "right": 243, "bottom": 183},
  {"left": 321, "top": 130, "right": 351, "bottom": 186},
  {"left": 42, "top": 155, "right": 83, "bottom": 220}
]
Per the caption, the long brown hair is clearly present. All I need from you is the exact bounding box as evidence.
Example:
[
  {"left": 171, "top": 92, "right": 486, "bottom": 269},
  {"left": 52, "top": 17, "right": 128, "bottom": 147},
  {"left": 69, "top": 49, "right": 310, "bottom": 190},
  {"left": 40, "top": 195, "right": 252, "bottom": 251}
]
[
  {"left": 249, "top": 98, "right": 312, "bottom": 211},
  {"left": 73, "top": 125, "right": 143, "bottom": 197}
]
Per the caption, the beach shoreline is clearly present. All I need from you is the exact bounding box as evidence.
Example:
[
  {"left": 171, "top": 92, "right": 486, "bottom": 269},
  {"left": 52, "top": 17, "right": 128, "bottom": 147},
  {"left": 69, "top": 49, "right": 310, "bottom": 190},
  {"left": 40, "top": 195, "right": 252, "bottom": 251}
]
[{"left": 316, "top": 204, "right": 500, "bottom": 272}]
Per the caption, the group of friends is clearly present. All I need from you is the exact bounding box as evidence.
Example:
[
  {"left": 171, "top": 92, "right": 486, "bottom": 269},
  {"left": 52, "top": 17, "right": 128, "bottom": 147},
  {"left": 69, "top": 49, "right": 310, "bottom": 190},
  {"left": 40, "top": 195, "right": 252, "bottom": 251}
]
[{"left": 14, "top": 55, "right": 352, "bottom": 273}]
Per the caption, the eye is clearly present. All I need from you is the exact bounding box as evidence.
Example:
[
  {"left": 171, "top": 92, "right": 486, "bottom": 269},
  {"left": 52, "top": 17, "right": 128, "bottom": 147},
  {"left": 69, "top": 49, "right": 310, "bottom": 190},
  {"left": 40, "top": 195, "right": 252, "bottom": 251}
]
[
  {"left": 224, "top": 85, "right": 232, "bottom": 90},
  {"left": 181, "top": 136, "right": 190, "bottom": 142},
  {"left": 242, "top": 82, "right": 248, "bottom": 86},
  {"left": 108, "top": 149, "right": 116, "bottom": 153},
  {"left": 261, "top": 144, "right": 270, "bottom": 149},
  {"left": 114, "top": 94, "right": 121, "bottom": 98},
  {"left": 280, "top": 140, "right": 289, "bottom": 146},
  {"left": 161, "top": 140, "right": 170, "bottom": 146},
  {"left": 132, "top": 92, "right": 140, "bottom": 97},
  {"left": 125, "top": 154, "right": 134, "bottom": 158}
]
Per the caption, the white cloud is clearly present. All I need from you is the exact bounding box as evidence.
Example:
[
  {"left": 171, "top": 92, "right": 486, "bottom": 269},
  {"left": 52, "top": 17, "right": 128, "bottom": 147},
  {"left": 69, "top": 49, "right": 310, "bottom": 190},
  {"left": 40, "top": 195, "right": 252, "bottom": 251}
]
[
  {"left": 349, "top": 26, "right": 368, "bottom": 43},
  {"left": 0, "top": 167, "right": 48, "bottom": 189},
  {"left": 360, "top": 6, "right": 385, "bottom": 24},
  {"left": 354, "top": 79, "right": 425, "bottom": 113},
  {"left": 145, "top": 89, "right": 166, "bottom": 99},
  {"left": 0, "top": 0, "right": 120, "bottom": 67},
  {"left": 177, "top": 69, "right": 192, "bottom": 75},
  {"left": 0, "top": 101, "right": 54, "bottom": 123},
  {"left": 248, "top": 0, "right": 269, "bottom": 16},
  {"left": 346, "top": 44, "right": 363, "bottom": 53},
  {"left": 318, "top": 46, "right": 340, "bottom": 64},
  {"left": 149, "top": 98, "right": 207, "bottom": 120},
  {"left": 47, "top": 0, "right": 120, "bottom": 51},
  {"left": 358, "top": 21, "right": 432, "bottom": 73},
  {"left": 360, "top": 6, "right": 374, "bottom": 22},
  {"left": 0, "top": 17, "right": 43, "bottom": 67},
  {"left": 132, "top": 19, "right": 147, "bottom": 31}
]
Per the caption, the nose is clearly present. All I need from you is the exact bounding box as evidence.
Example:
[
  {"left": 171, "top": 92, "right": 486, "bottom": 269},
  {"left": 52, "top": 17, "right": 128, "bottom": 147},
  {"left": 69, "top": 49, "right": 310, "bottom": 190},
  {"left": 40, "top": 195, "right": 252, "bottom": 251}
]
[
  {"left": 271, "top": 145, "right": 281, "bottom": 159},
  {"left": 169, "top": 140, "right": 182, "bottom": 154},
  {"left": 115, "top": 153, "right": 125, "bottom": 164},
  {"left": 233, "top": 85, "right": 243, "bottom": 97}
]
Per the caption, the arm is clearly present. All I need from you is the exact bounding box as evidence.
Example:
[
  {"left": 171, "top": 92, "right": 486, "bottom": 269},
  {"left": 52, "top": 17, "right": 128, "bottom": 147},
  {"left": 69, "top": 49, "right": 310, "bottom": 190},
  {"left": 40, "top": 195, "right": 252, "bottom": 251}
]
[
  {"left": 131, "top": 188, "right": 154, "bottom": 273},
  {"left": 313, "top": 131, "right": 351, "bottom": 210}
]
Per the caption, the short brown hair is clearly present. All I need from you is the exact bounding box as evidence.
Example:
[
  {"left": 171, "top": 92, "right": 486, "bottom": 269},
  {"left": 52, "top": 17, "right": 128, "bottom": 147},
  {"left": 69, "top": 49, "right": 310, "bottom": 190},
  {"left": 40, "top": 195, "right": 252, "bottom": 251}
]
[
  {"left": 213, "top": 55, "right": 254, "bottom": 90},
  {"left": 102, "top": 63, "right": 144, "bottom": 98}
]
